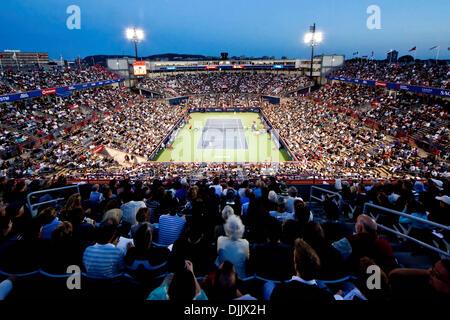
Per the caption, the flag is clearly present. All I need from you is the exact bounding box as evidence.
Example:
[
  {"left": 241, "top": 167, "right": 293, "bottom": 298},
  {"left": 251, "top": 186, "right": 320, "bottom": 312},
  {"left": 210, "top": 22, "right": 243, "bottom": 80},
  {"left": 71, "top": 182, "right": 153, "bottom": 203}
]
[
  {"left": 353, "top": 51, "right": 359, "bottom": 55},
  {"left": 429, "top": 45, "right": 440, "bottom": 50},
  {"left": 408, "top": 46, "right": 416, "bottom": 52},
  {"left": 386, "top": 49, "right": 393, "bottom": 54},
  {"left": 12, "top": 52, "right": 17, "bottom": 60},
  {"left": 371, "top": 51, "right": 374, "bottom": 57}
]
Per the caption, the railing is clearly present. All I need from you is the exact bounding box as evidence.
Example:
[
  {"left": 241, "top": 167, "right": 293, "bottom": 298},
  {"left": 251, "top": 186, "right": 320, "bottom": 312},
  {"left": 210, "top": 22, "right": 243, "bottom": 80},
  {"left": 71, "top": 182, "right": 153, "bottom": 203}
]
[
  {"left": 310, "top": 185, "right": 342, "bottom": 203},
  {"left": 363, "top": 202, "right": 450, "bottom": 258},
  {"left": 26, "top": 184, "right": 80, "bottom": 217}
]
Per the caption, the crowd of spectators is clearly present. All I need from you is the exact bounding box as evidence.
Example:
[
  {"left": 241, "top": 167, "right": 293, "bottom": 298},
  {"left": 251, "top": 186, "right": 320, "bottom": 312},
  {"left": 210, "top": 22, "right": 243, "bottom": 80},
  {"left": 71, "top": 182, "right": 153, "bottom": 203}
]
[
  {"left": 0, "top": 65, "right": 120, "bottom": 94},
  {"left": 331, "top": 60, "right": 449, "bottom": 89},
  {"left": 138, "top": 72, "right": 312, "bottom": 97},
  {"left": 0, "top": 176, "right": 448, "bottom": 300}
]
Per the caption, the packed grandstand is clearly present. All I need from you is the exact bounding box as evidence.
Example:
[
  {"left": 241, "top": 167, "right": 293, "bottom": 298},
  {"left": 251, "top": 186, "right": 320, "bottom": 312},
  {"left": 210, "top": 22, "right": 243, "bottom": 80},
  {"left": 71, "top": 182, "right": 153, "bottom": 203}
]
[{"left": 0, "top": 59, "right": 449, "bottom": 300}]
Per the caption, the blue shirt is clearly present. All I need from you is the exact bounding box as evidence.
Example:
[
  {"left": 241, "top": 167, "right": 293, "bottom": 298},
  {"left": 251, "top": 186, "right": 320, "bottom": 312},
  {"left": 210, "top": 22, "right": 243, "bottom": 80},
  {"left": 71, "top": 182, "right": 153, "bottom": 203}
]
[
  {"left": 90, "top": 191, "right": 104, "bottom": 203},
  {"left": 40, "top": 217, "right": 61, "bottom": 240},
  {"left": 158, "top": 214, "right": 186, "bottom": 245},
  {"left": 83, "top": 243, "right": 125, "bottom": 279},
  {"left": 399, "top": 212, "right": 431, "bottom": 229}
]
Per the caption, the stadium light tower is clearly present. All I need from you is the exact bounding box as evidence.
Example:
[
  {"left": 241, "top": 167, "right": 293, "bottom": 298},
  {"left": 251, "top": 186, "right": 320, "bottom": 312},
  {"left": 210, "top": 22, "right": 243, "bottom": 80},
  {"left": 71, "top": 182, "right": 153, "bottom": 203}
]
[
  {"left": 304, "top": 23, "right": 322, "bottom": 78},
  {"left": 126, "top": 27, "right": 144, "bottom": 60}
]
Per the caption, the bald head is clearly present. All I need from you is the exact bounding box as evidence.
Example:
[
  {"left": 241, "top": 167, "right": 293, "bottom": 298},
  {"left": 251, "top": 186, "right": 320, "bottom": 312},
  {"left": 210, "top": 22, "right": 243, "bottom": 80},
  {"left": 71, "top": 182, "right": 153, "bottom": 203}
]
[{"left": 356, "top": 214, "right": 377, "bottom": 235}]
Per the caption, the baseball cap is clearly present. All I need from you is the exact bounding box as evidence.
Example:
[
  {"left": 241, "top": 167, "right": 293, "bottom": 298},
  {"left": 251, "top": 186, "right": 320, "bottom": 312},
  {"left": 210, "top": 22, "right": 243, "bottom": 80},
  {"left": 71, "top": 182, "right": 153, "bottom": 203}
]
[
  {"left": 435, "top": 195, "right": 450, "bottom": 205},
  {"left": 431, "top": 179, "right": 444, "bottom": 190}
]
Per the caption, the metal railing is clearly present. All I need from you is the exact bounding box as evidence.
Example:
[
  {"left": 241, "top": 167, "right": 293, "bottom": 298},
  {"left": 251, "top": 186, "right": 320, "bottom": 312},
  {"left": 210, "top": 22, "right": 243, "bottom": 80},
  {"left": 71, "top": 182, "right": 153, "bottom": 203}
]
[
  {"left": 26, "top": 184, "right": 80, "bottom": 217},
  {"left": 363, "top": 202, "right": 450, "bottom": 258},
  {"left": 310, "top": 185, "right": 342, "bottom": 204}
]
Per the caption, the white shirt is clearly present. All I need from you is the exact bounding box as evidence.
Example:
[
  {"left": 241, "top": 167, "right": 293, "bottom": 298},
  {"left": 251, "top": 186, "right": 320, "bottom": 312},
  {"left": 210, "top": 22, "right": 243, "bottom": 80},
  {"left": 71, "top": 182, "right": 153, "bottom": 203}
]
[
  {"left": 216, "top": 236, "right": 249, "bottom": 278},
  {"left": 120, "top": 200, "right": 147, "bottom": 226}
]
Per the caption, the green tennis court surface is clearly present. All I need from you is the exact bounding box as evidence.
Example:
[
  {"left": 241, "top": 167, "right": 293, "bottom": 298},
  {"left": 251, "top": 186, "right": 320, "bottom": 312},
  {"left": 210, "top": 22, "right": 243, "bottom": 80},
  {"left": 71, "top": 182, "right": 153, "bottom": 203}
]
[{"left": 154, "top": 112, "right": 290, "bottom": 162}]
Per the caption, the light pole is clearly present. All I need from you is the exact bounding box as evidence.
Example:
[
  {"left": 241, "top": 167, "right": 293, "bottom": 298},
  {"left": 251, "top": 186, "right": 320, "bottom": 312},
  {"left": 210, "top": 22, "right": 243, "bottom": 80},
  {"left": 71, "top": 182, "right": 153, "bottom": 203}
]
[
  {"left": 304, "top": 23, "right": 323, "bottom": 78},
  {"left": 126, "top": 27, "right": 144, "bottom": 60}
]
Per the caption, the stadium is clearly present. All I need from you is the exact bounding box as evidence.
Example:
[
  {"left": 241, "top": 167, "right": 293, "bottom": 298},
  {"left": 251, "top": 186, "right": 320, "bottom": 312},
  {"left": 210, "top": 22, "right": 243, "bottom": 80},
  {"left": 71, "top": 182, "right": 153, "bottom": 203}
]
[{"left": 0, "top": 0, "right": 449, "bottom": 307}]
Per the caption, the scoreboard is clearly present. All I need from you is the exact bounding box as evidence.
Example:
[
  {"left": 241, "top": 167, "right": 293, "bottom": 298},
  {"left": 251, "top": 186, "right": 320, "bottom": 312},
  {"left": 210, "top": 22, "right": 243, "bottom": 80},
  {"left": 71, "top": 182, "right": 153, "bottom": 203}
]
[{"left": 133, "top": 61, "right": 147, "bottom": 76}]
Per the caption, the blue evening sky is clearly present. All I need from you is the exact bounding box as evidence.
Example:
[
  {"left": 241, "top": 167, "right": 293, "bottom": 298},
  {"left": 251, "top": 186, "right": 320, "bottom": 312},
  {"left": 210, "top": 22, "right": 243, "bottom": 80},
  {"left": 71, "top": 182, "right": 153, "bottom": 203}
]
[{"left": 0, "top": 0, "right": 448, "bottom": 60}]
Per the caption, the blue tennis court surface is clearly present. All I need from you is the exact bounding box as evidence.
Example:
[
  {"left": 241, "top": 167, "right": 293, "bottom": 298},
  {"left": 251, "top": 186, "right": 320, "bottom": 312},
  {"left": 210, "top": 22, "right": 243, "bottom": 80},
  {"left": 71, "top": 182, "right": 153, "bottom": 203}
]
[{"left": 197, "top": 118, "right": 248, "bottom": 149}]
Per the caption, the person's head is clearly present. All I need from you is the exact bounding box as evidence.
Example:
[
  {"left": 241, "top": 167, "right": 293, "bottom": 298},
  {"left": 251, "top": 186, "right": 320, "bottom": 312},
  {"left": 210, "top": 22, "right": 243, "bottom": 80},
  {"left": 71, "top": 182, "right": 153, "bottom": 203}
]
[
  {"left": 37, "top": 207, "right": 57, "bottom": 226},
  {"left": 265, "top": 216, "right": 282, "bottom": 243},
  {"left": 429, "top": 259, "right": 450, "bottom": 295},
  {"left": 225, "top": 189, "right": 235, "bottom": 204},
  {"left": 136, "top": 207, "right": 150, "bottom": 223},
  {"left": 62, "top": 206, "right": 86, "bottom": 224},
  {"left": 268, "top": 190, "right": 278, "bottom": 203},
  {"left": 293, "top": 238, "right": 321, "bottom": 281},
  {"left": 168, "top": 198, "right": 180, "bottom": 216},
  {"left": 224, "top": 215, "right": 245, "bottom": 241},
  {"left": 323, "top": 199, "right": 339, "bottom": 221},
  {"left": 92, "top": 184, "right": 100, "bottom": 193},
  {"left": 213, "top": 177, "right": 219, "bottom": 185},
  {"left": 102, "top": 186, "right": 112, "bottom": 199},
  {"left": 51, "top": 221, "right": 73, "bottom": 241},
  {"left": 96, "top": 218, "right": 118, "bottom": 244},
  {"left": 103, "top": 208, "right": 123, "bottom": 225},
  {"left": 281, "top": 219, "right": 301, "bottom": 245},
  {"left": 294, "top": 200, "right": 311, "bottom": 225},
  {"left": 185, "top": 219, "right": 204, "bottom": 244},
  {"left": 355, "top": 214, "right": 377, "bottom": 237},
  {"left": 62, "top": 193, "right": 82, "bottom": 212},
  {"left": 213, "top": 261, "right": 239, "bottom": 300},
  {"left": 288, "top": 186, "right": 298, "bottom": 198},
  {"left": 168, "top": 265, "right": 197, "bottom": 300},
  {"left": 104, "top": 199, "right": 121, "bottom": 212},
  {"left": 221, "top": 205, "right": 234, "bottom": 221},
  {"left": 405, "top": 199, "right": 425, "bottom": 214},
  {"left": 133, "top": 223, "right": 152, "bottom": 250}
]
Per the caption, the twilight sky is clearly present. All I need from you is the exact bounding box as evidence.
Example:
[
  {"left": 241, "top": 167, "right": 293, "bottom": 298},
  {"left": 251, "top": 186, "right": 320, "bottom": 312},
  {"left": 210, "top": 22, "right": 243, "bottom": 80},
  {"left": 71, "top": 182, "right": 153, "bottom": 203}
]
[{"left": 0, "top": 0, "right": 449, "bottom": 60}]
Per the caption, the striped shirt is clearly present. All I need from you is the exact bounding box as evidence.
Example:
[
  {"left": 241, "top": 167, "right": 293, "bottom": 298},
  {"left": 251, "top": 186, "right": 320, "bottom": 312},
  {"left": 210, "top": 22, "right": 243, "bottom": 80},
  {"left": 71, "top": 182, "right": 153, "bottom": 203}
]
[
  {"left": 158, "top": 214, "right": 186, "bottom": 245},
  {"left": 82, "top": 243, "right": 125, "bottom": 279}
]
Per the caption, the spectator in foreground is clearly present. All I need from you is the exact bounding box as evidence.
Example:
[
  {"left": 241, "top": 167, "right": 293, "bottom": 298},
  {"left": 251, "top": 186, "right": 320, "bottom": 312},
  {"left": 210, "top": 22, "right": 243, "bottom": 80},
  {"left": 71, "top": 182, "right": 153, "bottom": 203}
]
[
  {"left": 37, "top": 207, "right": 61, "bottom": 240},
  {"left": 147, "top": 260, "right": 207, "bottom": 300},
  {"left": 345, "top": 214, "right": 397, "bottom": 273},
  {"left": 285, "top": 186, "right": 303, "bottom": 214},
  {"left": 269, "top": 196, "right": 294, "bottom": 223},
  {"left": 389, "top": 259, "right": 450, "bottom": 299},
  {"left": 124, "top": 223, "right": 170, "bottom": 279},
  {"left": 158, "top": 199, "right": 186, "bottom": 245},
  {"left": 82, "top": 219, "right": 125, "bottom": 279},
  {"left": 216, "top": 215, "right": 249, "bottom": 278},
  {"left": 270, "top": 238, "right": 334, "bottom": 300},
  {"left": 213, "top": 205, "right": 234, "bottom": 240},
  {"left": 90, "top": 184, "right": 104, "bottom": 203},
  {"left": 207, "top": 261, "right": 257, "bottom": 300}
]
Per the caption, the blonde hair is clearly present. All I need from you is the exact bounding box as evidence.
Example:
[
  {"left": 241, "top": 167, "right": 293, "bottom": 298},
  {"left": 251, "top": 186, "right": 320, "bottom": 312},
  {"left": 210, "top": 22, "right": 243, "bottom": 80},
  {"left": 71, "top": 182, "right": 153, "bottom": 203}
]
[
  {"left": 221, "top": 205, "right": 235, "bottom": 221},
  {"left": 224, "top": 215, "right": 245, "bottom": 241}
]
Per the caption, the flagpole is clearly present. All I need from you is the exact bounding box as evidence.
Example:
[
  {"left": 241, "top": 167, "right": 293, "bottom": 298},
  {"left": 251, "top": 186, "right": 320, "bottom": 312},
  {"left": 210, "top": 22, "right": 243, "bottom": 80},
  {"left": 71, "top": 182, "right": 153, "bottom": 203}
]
[{"left": 436, "top": 46, "right": 440, "bottom": 63}]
